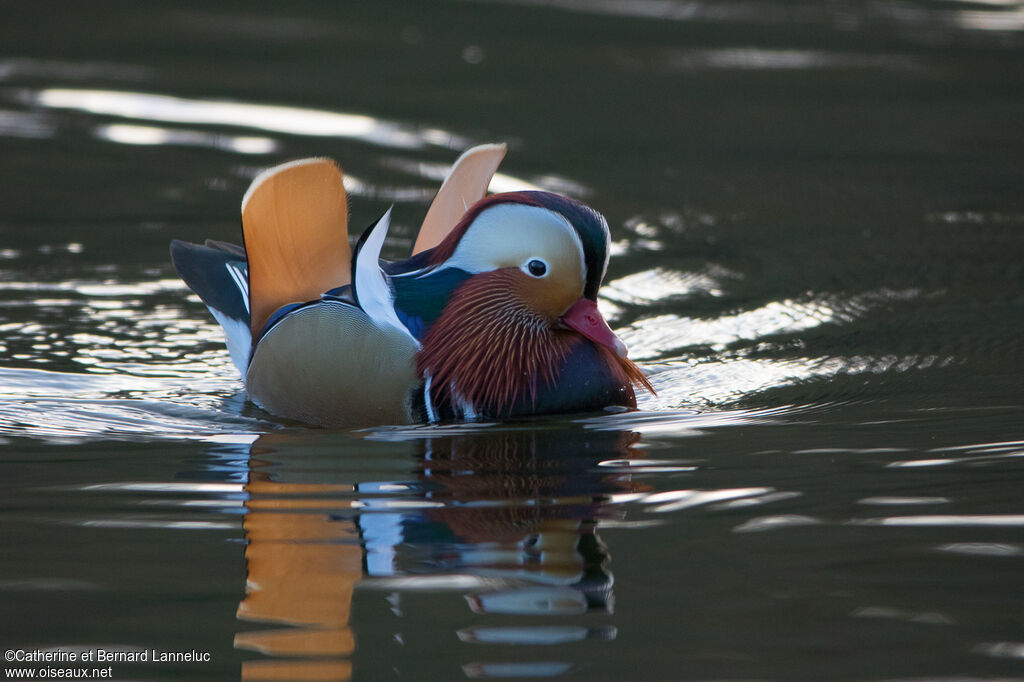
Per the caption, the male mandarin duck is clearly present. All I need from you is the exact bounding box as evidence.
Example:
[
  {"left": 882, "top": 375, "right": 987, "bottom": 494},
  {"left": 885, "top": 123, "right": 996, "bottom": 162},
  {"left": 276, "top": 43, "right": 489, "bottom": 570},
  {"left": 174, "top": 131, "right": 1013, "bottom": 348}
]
[{"left": 171, "top": 144, "right": 652, "bottom": 427}]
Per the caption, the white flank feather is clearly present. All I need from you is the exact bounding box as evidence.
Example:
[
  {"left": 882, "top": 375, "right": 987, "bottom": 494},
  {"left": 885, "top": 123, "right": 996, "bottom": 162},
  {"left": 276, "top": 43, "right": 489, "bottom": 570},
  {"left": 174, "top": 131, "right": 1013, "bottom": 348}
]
[
  {"left": 210, "top": 308, "right": 251, "bottom": 377},
  {"left": 354, "top": 208, "right": 419, "bottom": 345}
]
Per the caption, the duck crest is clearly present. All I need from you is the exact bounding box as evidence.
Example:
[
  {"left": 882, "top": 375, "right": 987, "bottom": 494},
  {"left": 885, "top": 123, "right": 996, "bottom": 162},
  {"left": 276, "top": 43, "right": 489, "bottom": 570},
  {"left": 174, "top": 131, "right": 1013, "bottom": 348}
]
[{"left": 428, "top": 192, "right": 553, "bottom": 264}]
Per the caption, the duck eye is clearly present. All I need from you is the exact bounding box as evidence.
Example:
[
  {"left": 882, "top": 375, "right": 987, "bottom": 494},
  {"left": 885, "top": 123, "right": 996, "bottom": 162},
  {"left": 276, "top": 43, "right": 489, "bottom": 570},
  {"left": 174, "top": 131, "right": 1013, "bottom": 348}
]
[{"left": 526, "top": 259, "right": 548, "bottom": 277}]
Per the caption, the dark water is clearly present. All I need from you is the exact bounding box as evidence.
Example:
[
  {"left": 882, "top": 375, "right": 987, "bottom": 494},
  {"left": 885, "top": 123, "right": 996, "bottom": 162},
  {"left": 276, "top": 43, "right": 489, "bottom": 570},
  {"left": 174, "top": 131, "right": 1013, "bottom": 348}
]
[{"left": 2, "top": 1, "right": 1023, "bottom": 680}]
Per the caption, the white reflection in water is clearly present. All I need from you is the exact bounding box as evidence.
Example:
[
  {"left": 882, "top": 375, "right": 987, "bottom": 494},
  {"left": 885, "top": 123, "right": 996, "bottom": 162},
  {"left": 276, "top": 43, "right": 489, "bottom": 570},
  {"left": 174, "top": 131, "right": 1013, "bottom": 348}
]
[
  {"left": 931, "top": 438, "right": 1024, "bottom": 454},
  {"left": 857, "top": 496, "right": 951, "bottom": 506},
  {"left": 887, "top": 447, "right": 1024, "bottom": 468},
  {"left": 463, "top": 661, "right": 574, "bottom": 679},
  {"left": 638, "top": 356, "right": 847, "bottom": 407},
  {"left": 850, "top": 606, "right": 954, "bottom": 625},
  {"left": 0, "top": 277, "right": 187, "bottom": 296},
  {"left": 975, "top": 641, "right": 1024, "bottom": 660},
  {"left": 96, "top": 123, "right": 277, "bottom": 155},
  {"left": 79, "top": 519, "right": 236, "bottom": 530},
  {"left": 475, "top": 0, "right": 1024, "bottom": 35},
  {"left": 713, "top": 491, "right": 801, "bottom": 510},
  {"left": 613, "top": 285, "right": 947, "bottom": 408},
  {"left": 619, "top": 297, "right": 849, "bottom": 358},
  {"left": 929, "top": 209, "right": 1024, "bottom": 226},
  {"left": 0, "top": 58, "right": 150, "bottom": 82},
  {"left": 0, "top": 367, "right": 157, "bottom": 398},
  {"left": 733, "top": 514, "right": 822, "bottom": 533},
  {"left": 82, "top": 482, "right": 245, "bottom": 494},
  {"left": 362, "top": 499, "right": 445, "bottom": 510},
  {"left": 0, "top": 394, "right": 258, "bottom": 443},
  {"left": 957, "top": 8, "right": 1024, "bottom": 31},
  {"left": 597, "top": 458, "right": 696, "bottom": 473},
  {"left": 464, "top": 0, "right": 701, "bottom": 21},
  {"left": 667, "top": 48, "right": 922, "bottom": 72},
  {"left": 35, "top": 88, "right": 467, "bottom": 150},
  {"left": 602, "top": 267, "right": 726, "bottom": 306},
  {"left": 956, "top": 0, "right": 1024, "bottom": 6},
  {"left": 578, "top": 406, "right": 778, "bottom": 434},
  {"left": 937, "top": 542, "right": 1023, "bottom": 557},
  {"left": 887, "top": 457, "right": 955, "bottom": 468},
  {"left": 457, "top": 624, "right": 614, "bottom": 645},
  {"left": 361, "top": 575, "right": 495, "bottom": 591},
  {"left": 644, "top": 487, "right": 773, "bottom": 513},
  {"left": 365, "top": 421, "right": 500, "bottom": 441},
  {"left": 856, "top": 515, "right": 1024, "bottom": 527},
  {"left": 0, "top": 109, "right": 56, "bottom": 139},
  {"left": 468, "top": 586, "right": 588, "bottom": 615}
]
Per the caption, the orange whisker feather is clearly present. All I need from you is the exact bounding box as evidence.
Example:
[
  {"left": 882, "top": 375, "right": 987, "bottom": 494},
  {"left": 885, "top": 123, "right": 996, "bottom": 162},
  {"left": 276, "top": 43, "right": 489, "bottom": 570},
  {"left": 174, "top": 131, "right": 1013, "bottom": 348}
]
[{"left": 417, "top": 270, "right": 654, "bottom": 417}]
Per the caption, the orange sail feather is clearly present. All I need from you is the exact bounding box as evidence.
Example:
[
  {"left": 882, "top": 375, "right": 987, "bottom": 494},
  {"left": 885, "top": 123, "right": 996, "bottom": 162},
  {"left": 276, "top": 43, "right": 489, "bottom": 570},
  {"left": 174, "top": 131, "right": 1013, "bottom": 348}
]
[{"left": 241, "top": 158, "right": 350, "bottom": 338}]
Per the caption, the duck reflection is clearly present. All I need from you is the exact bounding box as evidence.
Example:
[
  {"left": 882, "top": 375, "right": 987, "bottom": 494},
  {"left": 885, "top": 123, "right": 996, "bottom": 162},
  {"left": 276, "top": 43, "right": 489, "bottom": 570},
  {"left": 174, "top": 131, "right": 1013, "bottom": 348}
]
[{"left": 235, "top": 425, "right": 644, "bottom": 680}]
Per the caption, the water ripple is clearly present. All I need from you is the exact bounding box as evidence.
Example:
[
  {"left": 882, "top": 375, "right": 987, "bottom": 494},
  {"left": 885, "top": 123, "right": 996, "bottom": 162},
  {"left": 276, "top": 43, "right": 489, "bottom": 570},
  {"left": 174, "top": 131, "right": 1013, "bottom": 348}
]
[
  {"left": 31, "top": 87, "right": 468, "bottom": 150},
  {"left": 620, "top": 300, "right": 842, "bottom": 358},
  {"left": 974, "top": 641, "right": 1024, "bottom": 660},
  {"left": 96, "top": 123, "right": 278, "bottom": 155},
  {"left": 733, "top": 514, "right": 823, "bottom": 533},
  {"left": 850, "top": 606, "right": 954, "bottom": 625},
  {"left": 0, "top": 109, "right": 56, "bottom": 139},
  {"left": 854, "top": 515, "right": 1024, "bottom": 527},
  {"left": 0, "top": 57, "right": 151, "bottom": 83},
  {"left": 470, "top": 0, "right": 1024, "bottom": 37},
  {"left": 937, "top": 543, "right": 1024, "bottom": 557},
  {"left": 664, "top": 48, "right": 925, "bottom": 72},
  {"left": 0, "top": 394, "right": 262, "bottom": 442},
  {"left": 0, "top": 272, "right": 266, "bottom": 439},
  {"left": 602, "top": 267, "right": 728, "bottom": 305}
]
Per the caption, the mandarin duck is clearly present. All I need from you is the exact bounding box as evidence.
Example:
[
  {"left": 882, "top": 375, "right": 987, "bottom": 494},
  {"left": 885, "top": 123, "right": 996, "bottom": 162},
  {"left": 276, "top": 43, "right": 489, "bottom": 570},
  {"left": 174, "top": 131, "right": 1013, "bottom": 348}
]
[{"left": 171, "top": 144, "right": 652, "bottom": 427}]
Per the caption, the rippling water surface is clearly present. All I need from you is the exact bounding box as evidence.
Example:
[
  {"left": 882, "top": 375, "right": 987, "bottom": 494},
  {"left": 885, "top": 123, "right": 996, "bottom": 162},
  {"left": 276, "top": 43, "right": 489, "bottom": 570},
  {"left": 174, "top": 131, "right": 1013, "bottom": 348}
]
[{"left": 1, "top": 1, "right": 1023, "bottom": 680}]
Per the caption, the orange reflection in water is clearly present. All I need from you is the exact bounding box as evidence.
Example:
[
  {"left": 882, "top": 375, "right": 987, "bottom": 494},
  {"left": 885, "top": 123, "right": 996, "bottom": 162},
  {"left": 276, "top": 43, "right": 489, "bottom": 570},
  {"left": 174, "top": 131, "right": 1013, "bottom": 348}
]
[{"left": 236, "top": 454, "right": 361, "bottom": 681}]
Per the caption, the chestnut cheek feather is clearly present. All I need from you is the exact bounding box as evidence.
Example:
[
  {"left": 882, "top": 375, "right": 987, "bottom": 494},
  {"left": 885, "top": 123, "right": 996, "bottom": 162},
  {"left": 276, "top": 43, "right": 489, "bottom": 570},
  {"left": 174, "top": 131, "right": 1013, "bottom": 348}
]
[
  {"left": 416, "top": 270, "right": 567, "bottom": 415},
  {"left": 416, "top": 270, "right": 654, "bottom": 417}
]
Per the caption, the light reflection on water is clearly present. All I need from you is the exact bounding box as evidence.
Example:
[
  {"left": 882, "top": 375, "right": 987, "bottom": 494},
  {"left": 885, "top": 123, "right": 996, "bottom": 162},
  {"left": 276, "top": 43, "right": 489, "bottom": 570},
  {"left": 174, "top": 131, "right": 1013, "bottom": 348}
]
[
  {"left": 468, "top": 0, "right": 1024, "bottom": 37},
  {"left": 229, "top": 426, "right": 748, "bottom": 677},
  {"left": 38, "top": 422, "right": 1023, "bottom": 678},
  {"left": 31, "top": 88, "right": 468, "bottom": 150},
  {"left": 0, "top": 262, "right": 947, "bottom": 439},
  {"left": 0, "top": 282, "right": 957, "bottom": 438},
  {"left": 96, "top": 123, "right": 279, "bottom": 155}
]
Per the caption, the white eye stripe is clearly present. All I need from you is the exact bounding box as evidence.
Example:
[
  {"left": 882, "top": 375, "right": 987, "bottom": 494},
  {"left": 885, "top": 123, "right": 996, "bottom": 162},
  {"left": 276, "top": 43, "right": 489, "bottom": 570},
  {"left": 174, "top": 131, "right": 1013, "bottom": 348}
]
[{"left": 445, "top": 204, "right": 585, "bottom": 287}]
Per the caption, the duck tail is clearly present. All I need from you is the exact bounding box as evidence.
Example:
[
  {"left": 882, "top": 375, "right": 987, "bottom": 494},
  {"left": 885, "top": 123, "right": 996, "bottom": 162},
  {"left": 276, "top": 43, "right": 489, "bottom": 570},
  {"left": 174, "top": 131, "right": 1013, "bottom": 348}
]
[{"left": 170, "top": 239, "right": 252, "bottom": 376}]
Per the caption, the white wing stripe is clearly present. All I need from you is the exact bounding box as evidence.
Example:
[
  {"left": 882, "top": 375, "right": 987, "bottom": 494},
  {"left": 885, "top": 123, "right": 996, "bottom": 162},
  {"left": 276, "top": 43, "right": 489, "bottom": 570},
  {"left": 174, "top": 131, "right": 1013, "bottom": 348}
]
[{"left": 225, "top": 262, "right": 250, "bottom": 313}]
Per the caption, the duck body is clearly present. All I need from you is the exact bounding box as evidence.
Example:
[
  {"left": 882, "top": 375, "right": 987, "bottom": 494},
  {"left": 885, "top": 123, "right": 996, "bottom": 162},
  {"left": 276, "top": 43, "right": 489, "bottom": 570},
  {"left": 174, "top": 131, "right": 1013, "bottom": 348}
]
[{"left": 171, "top": 146, "right": 650, "bottom": 427}]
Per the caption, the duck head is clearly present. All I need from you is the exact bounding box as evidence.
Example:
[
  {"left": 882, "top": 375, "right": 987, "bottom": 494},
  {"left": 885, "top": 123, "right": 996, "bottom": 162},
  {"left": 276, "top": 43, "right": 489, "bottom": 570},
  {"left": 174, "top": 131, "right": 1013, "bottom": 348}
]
[{"left": 411, "top": 191, "right": 652, "bottom": 420}]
